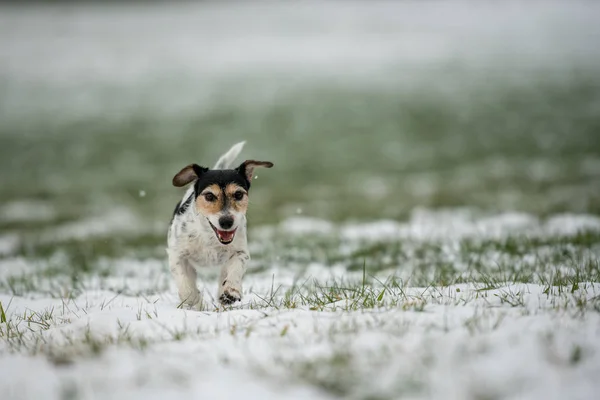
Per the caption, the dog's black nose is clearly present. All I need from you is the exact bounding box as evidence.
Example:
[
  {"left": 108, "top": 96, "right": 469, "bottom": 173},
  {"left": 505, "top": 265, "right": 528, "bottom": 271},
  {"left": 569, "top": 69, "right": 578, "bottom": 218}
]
[{"left": 218, "top": 215, "right": 234, "bottom": 230}]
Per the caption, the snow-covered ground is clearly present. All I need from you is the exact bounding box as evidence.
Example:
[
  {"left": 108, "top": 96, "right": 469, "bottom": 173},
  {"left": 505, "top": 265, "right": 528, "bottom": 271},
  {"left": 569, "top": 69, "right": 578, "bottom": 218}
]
[
  {"left": 1, "top": 211, "right": 599, "bottom": 400},
  {"left": 1, "top": 2, "right": 600, "bottom": 399}
]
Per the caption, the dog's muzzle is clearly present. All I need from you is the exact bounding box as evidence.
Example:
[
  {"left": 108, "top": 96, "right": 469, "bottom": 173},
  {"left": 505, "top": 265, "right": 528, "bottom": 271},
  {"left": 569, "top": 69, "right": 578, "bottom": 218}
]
[{"left": 208, "top": 220, "right": 237, "bottom": 245}]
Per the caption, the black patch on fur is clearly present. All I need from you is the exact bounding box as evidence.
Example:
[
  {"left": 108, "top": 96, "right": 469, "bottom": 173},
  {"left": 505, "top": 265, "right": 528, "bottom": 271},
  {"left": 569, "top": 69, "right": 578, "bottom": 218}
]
[
  {"left": 178, "top": 195, "right": 193, "bottom": 215},
  {"left": 172, "top": 195, "right": 193, "bottom": 220},
  {"left": 192, "top": 164, "right": 209, "bottom": 178},
  {"left": 172, "top": 200, "right": 181, "bottom": 216},
  {"left": 170, "top": 201, "right": 180, "bottom": 224},
  {"left": 193, "top": 169, "right": 250, "bottom": 198},
  {"left": 235, "top": 251, "right": 250, "bottom": 262},
  {"left": 220, "top": 291, "right": 241, "bottom": 305},
  {"left": 235, "top": 164, "right": 252, "bottom": 190},
  {"left": 222, "top": 191, "right": 230, "bottom": 210}
]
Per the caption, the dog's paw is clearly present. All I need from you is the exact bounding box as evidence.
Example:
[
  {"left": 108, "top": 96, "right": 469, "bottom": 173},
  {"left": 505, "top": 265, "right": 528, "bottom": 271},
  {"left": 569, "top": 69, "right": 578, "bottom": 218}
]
[
  {"left": 178, "top": 289, "right": 201, "bottom": 307},
  {"left": 219, "top": 286, "right": 241, "bottom": 305}
]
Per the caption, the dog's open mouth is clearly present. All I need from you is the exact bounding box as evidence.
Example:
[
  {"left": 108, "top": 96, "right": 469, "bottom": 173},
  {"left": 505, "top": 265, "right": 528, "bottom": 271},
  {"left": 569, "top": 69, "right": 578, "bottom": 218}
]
[{"left": 209, "top": 222, "right": 237, "bottom": 245}]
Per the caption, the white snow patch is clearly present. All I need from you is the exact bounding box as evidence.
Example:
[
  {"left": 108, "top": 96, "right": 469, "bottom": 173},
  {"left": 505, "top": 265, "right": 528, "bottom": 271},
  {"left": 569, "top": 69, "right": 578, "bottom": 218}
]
[
  {"left": 0, "top": 234, "right": 19, "bottom": 256},
  {"left": 1, "top": 283, "right": 599, "bottom": 400},
  {"left": 1, "top": 356, "right": 61, "bottom": 400},
  {"left": 0, "top": 200, "right": 56, "bottom": 223},
  {"left": 275, "top": 210, "right": 599, "bottom": 243},
  {"left": 279, "top": 217, "right": 334, "bottom": 235},
  {"left": 544, "top": 214, "right": 600, "bottom": 236},
  {"left": 41, "top": 208, "right": 142, "bottom": 242},
  {"left": 341, "top": 219, "right": 403, "bottom": 241},
  {"left": 0, "top": 257, "right": 32, "bottom": 279},
  {"left": 1, "top": 210, "right": 600, "bottom": 399}
]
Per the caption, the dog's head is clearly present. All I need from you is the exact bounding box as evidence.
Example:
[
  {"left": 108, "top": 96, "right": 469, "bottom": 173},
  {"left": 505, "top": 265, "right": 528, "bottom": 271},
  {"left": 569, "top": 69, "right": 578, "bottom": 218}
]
[{"left": 172, "top": 160, "right": 273, "bottom": 245}]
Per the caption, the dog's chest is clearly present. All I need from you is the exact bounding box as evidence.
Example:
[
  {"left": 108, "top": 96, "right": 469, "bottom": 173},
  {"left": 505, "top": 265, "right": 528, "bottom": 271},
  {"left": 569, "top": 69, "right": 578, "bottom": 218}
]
[{"left": 169, "top": 216, "right": 235, "bottom": 267}]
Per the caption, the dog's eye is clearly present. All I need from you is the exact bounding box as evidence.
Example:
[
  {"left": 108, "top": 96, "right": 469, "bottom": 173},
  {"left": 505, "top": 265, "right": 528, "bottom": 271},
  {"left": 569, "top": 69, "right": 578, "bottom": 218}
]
[
  {"left": 234, "top": 191, "right": 245, "bottom": 201},
  {"left": 204, "top": 193, "right": 217, "bottom": 202}
]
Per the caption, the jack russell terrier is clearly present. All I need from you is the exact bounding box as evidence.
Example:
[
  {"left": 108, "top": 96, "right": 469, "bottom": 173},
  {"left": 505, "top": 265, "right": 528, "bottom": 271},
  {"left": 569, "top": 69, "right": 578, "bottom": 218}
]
[{"left": 167, "top": 141, "right": 273, "bottom": 307}]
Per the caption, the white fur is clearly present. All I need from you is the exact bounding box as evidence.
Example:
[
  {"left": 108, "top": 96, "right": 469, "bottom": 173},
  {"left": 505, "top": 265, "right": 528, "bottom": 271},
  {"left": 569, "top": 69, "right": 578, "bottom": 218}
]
[
  {"left": 167, "top": 142, "right": 250, "bottom": 307},
  {"left": 213, "top": 141, "right": 245, "bottom": 170}
]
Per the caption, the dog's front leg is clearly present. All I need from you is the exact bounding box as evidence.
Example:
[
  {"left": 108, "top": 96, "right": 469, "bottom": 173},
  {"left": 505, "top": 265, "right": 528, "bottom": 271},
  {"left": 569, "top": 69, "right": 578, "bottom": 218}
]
[
  {"left": 218, "top": 251, "right": 249, "bottom": 305},
  {"left": 170, "top": 255, "right": 201, "bottom": 307}
]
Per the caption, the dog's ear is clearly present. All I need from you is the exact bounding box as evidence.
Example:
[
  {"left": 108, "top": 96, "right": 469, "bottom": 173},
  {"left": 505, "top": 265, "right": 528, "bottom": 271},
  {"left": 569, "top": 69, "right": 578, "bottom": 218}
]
[
  {"left": 172, "top": 164, "right": 208, "bottom": 187},
  {"left": 236, "top": 160, "right": 274, "bottom": 184}
]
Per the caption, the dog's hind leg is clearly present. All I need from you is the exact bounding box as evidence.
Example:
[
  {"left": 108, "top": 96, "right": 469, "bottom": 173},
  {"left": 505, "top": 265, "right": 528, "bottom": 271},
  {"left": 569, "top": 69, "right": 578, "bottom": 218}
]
[
  {"left": 218, "top": 251, "right": 249, "bottom": 305},
  {"left": 170, "top": 255, "right": 201, "bottom": 307}
]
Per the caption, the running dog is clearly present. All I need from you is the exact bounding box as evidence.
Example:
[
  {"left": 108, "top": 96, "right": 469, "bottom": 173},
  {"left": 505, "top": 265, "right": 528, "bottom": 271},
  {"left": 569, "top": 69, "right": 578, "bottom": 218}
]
[{"left": 167, "top": 141, "right": 273, "bottom": 307}]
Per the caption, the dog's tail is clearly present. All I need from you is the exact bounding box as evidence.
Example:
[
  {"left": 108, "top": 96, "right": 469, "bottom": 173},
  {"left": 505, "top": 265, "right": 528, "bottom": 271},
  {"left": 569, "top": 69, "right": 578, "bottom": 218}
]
[{"left": 213, "top": 141, "right": 246, "bottom": 170}]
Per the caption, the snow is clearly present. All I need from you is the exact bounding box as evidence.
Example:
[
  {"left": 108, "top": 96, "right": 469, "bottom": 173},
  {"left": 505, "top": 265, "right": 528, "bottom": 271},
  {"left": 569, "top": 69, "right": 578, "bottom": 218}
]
[
  {"left": 1, "top": 211, "right": 599, "bottom": 399},
  {"left": 545, "top": 214, "right": 600, "bottom": 236},
  {"left": 0, "top": 200, "right": 56, "bottom": 223},
  {"left": 40, "top": 208, "right": 143, "bottom": 242},
  {"left": 279, "top": 209, "right": 600, "bottom": 243},
  {"left": 1, "top": 1, "right": 600, "bottom": 397},
  {"left": 0, "top": 235, "right": 19, "bottom": 257},
  {"left": 279, "top": 217, "right": 334, "bottom": 235},
  {"left": 1, "top": 283, "right": 599, "bottom": 400}
]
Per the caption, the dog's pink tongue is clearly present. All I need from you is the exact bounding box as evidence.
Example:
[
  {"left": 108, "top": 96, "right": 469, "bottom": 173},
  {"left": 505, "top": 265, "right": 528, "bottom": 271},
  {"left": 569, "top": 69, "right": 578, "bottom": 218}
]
[{"left": 218, "top": 230, "right": 235, "bottom": 242}]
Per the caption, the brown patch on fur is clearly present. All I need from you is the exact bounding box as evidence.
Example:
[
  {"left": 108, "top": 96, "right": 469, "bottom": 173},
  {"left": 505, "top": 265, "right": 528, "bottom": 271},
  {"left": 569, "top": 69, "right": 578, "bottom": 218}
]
[
  {"left": 225, "top": 183, "right": 249, "bottom": 213},
  {"left": 194, "top": 183, "right": 250, "bottom": 216},
  {"left": 195, "top": 184, "right": 224, "bottom": 215},
  {"left": 173, "top": 165, "right": 197, "bottom": 187},
  {"left": 172, "top": 164, "right": 208, "bottom": 187}
]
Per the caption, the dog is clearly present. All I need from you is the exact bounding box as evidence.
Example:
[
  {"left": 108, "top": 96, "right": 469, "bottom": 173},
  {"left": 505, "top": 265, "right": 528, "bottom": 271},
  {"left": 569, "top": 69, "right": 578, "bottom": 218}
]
[{"left": 167, "top": 141, "right": 273, "bottom": 307}]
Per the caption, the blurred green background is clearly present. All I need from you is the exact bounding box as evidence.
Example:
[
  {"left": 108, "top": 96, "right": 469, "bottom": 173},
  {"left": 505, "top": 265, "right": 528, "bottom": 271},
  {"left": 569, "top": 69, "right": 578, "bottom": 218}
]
[{"left": 1, "top": 2, "right": 599, "bottom": 230}]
